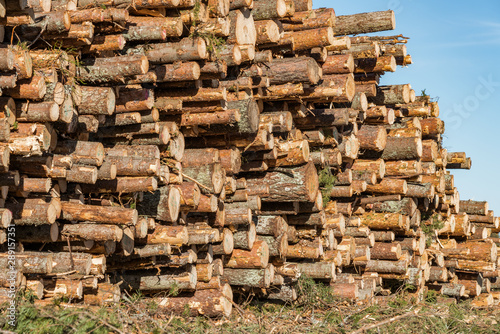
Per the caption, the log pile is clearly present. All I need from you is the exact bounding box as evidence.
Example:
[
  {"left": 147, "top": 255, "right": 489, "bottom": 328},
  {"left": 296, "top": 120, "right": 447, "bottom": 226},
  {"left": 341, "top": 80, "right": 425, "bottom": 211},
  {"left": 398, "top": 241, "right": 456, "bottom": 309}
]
[{"left": 0, "top": 0, "right": 498, "bottom": 315}]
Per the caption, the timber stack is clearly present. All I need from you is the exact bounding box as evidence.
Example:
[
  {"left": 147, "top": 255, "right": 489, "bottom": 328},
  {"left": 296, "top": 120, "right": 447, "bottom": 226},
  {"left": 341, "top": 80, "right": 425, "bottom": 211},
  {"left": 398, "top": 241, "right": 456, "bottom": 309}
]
[{"left": 0, "top": 0, "right": 498, "bottom": 316}]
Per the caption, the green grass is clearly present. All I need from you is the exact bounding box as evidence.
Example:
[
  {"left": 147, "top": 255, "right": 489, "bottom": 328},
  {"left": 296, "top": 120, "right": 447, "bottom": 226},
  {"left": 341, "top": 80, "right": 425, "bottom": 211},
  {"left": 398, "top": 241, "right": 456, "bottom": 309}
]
[{"left": 318, "top": 167, "right": 337, "bottom": 206}]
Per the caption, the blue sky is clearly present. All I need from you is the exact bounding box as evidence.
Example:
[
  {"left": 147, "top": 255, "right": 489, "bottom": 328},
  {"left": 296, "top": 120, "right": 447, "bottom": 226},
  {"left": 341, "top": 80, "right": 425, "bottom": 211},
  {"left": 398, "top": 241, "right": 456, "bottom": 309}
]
[{"left": 314, "top": 0, "right": 500, "bottom": 213}]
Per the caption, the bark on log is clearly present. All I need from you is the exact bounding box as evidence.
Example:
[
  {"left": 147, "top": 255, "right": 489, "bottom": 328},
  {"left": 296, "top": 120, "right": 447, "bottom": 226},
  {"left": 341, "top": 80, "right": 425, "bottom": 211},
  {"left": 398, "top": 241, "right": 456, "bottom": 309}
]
[
  {"left": 246, "top": 161, "right": 318, "bottom": 202},
  {"left": 334, "top": 10, "right": 395, "bottom": 35}
]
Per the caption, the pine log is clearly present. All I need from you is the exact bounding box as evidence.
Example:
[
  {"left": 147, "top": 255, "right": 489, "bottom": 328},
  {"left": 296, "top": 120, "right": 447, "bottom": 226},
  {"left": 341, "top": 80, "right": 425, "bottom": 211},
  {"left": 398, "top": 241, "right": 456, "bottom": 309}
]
[
  {"left": 334, "top": 10, "right": 395, "bottom": 35},
  {"left": 138, "top": 185, "right": 180, "bottom": 222},
  {"left": 155, "top": 284, "right": 232, "bottom": 317},
  {"left": 264, "top": 57, "right": 321, "bottom": 85},
  {"left": 246, "top": 161, "right": 318, "bottom": 202},
  {"left": 146, "top": 225, "right": 188, "bottom": 246},
  {"left": 282, "top": 27, "right": 334, "bottom": 51},
  {"left": 459, "top": 200, "right": 488, "bottom": 215},
  {"left": 119, "top": 267, "right": 197, "bottom": 291},
  {"left": 357, "top": 125, "right": 387, "bottom": 151},
  {"left": 222, "top": 267, "right": 272, "bottom": 288},
  {"left": 61, "top": 201, "right": 137, "bottom": 225}
]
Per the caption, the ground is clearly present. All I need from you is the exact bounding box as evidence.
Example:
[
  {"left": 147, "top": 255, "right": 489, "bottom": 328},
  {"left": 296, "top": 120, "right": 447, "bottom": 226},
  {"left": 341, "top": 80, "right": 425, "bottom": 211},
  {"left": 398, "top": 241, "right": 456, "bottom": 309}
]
[{"left": 2, "top": 278, "right": 500, "bottom": 334}]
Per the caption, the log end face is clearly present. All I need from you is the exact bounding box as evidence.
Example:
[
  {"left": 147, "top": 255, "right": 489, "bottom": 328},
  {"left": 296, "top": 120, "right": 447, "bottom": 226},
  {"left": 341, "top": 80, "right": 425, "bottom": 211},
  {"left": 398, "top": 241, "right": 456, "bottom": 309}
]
[
  {"left": 345, "top": 74, "right": 356, "bottom": 102},
  {"left": 168, "top": 186, "right": 181, "bottom": 222},
  {"left": 389, "top": 10, "right": 396, "bottom": 30},
  {"left": 106, "top": 88, "right": 116, "bottom": 115},
  {"left": 48, "top": 102, "right": 60, "bottom": 122},
  {"left": 304, "top": 161, "right": 319, "bottom": 202},
  {"left": 221, "top": 283, "right": 233, "bottom": 317}
]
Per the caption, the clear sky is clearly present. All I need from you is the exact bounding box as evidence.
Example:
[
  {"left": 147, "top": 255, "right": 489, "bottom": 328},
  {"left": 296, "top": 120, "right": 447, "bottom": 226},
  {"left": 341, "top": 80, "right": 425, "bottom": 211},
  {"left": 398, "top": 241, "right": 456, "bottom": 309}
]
[{"left": 314, "top": 0, "right": 500, "bottom": 213}]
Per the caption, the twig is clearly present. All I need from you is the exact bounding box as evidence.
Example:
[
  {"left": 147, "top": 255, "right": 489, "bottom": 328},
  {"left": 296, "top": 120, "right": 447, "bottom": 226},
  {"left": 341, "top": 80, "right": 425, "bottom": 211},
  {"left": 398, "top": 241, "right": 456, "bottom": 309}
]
[
  {"left": 435, "top": 231, "right": 444, "bottom": 248},
  {"left": 164, "top": 160, "right": 214, "bottom": 193},
  {"left": 44, "top": 270, "right": 77, "bottom": 277},
  {"left": 222, "top": 293, "right": 245, "bottom": 317},
  {"left": 28, "top": 19, "right": 48, "bottom": 47},
  {"left": 81, "top": 310, "right": 127, "bottom": 334},
  {"left": 350, "top": 309, "right": 419, "bottom": 334},
  {"left": 181, "top": 173, "right": 214, "bottom": 193}
]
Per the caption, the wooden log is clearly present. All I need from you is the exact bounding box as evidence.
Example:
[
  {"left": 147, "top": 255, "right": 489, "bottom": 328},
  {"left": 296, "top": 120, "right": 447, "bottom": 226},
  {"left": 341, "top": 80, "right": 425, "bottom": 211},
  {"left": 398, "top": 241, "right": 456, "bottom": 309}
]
[
  {"left": 15, "top": 101, "right": 59, "bottom": 122},
  {"left": 246, "top": 161, "right": 318, "bottom": 202},
  {"left": 380, "top": 137, "right": 422, "bottom": 160},
  {"left": 456, "top": 241, "right": 497, "bottom": 262},
  {"left": 224, "top": 239, "right": 269, "bottom": 269},
  {"left": 355, "top": 56, "right": 396, "bottom": 73},
  {"left": 43, "top": 279, "right": 83, "bottom": 299},
  {"left": 334, "top": 10, "right": 395, "bottom": 35},
  {"left": 287, "top": 212, "right": 325, "bottom": 226},
  {"left": 155, "top": 284, "right": 232, "bottom": 317},
  {"left": 183, "top": 163, "right": 225, "bottom": 195},
  {"left": 61, "top": 201, "right": 137, "bottom": 225},
  {"left": 5, "top": 75, "right": 46, "bottom": 100},
  {"left": 420, "top": 117, "right": 445, "bottom": 136},
  {"left": 251, "top": 0, "right": 287, "bottom": 20},
  {"left": 78, "top": 86, "right": 115, "bottom": 115},
  {"left": 459, "top": 200, "right": 488, "bottom": 215},
  {"left": 227, "top": 8, "right": 256, "bottom": 45},
  {"left": 77, "top": 55, "right": 148, "bottom": 83},
  {"left": 118, "top": 266, "right": 197, "bottom": 292},
  {"left": 359, "top": 212, "right": 407, "bottom": 231},
  {"left": 282, "top": 7, "right": 334, "bottom": 31},
  {"left": 282, "top": 27, "right": 334, "bottom": 51},
  {"left": 222, "top": 266, "right": 272, "bottom": 288},
  {"left": 224, "top": 202, "right": 252, "bottom": 225},
  {"left": 255, "top": 215, "right": 287, "bottom": 237},
  {"left": 365, "top": 178, "right": 407, "bottom": 195},
  {"left": 370, "top": 242, "right": 401, "bottom": 260},
  {"left": 49, "top": 252, "right": 92, "bottom": 275},
  {"left": 286, "top": 238, "right": 322, "bottom": 259},
  {"left": 255, "top": 20, "right": 280, "bottom": 44},
  {"left": 13, "top": 48, "right": 32, "bottom": 79},
  {"left": 139, "top": 186, "right": 181, "bottom": 222},
  {"left": 357, "top": 125, "right": 387, "bottom": 151},
  {"left": 5, "top": 201, "right": 56, "bottom": 225},
  {"left": 146, "top": 225, "right": 188, "bottom": 246},
  {"left": 132, "top": 37, "right": 207, "bottom": 64},
  {"left": 290, "top": 262, "right": 335, "bottom": 280},
  {"left": 264, "top": 57, "right": 321, "bottom": 85},
  {"left": 372, "top": 84, "right": 411, "bottom": 105},
  {"left": 61, "top": 223, "right": 123, "bottom": 242}
]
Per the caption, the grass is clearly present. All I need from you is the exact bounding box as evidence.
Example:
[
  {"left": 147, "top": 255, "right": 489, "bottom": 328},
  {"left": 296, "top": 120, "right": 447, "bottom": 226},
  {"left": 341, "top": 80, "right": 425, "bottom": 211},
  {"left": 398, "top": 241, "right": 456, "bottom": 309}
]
[
  {"left": 318, "top": 167, "right": 337, "bottom": 206},
  {"left": 2, "top": 278, "right": 500, "bottom": 334},
  {"left": 421, "top": 213, "right": 445, "bottom": 247}
]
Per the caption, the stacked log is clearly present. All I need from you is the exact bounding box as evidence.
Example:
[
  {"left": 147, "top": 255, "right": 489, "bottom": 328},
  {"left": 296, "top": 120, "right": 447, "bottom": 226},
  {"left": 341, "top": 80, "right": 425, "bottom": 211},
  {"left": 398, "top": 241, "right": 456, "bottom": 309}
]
[{"left": 0, "top": 0, "right": 498, "bottom": 315}]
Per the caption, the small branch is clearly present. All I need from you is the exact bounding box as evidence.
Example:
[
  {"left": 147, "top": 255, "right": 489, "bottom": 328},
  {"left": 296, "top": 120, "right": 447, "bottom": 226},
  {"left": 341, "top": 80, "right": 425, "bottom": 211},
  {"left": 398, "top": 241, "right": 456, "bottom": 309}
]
[
  {"left": 81, "top": 310, "right": 127, "bottom": 334},
  {"left": 181, "top": 173, "right": 213, "bottom": 193},
  {"left": 44, "top": 270, "right": 77, "bottom": 277},
  {"left": 164, "top": 160, "right": 214, "bottom": 193},
  {"left": 350, "top": 309, "right": 419, "bottom": 334},
  {"left": 222, "top": 293, "right": 245, "bottom": 317}
]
